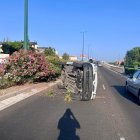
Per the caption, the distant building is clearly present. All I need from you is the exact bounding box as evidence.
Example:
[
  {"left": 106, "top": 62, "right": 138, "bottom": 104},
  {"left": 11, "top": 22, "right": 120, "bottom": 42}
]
[
  {"left": 0, "top": 54, "right": 9, "bottom": 64},
  {"left": 115, "top": 60, "right": 124, "bottom": 66},
  {"left": 38, "top": 47, "right": 47, "bottom": 53},
  {"left": 0, "top": 43, "right": 3, "bottom": 53},
  {"left": 30, "top": 42, "right": 38, "bottom": 50},
  {"left": 69, "top": 56, "right": 78, "bottom": 61},
  {"left": 59, "top": 56, "right": 63, "bottom": 59}
]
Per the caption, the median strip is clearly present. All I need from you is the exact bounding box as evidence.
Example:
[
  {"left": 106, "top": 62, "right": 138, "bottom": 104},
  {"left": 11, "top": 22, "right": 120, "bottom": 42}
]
[{"left": 0, "top": 80, "right": 61, "bottom": 111}]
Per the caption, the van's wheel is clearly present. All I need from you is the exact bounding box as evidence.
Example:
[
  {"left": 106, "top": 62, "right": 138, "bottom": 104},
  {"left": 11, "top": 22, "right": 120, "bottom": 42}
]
[{"left": 81, "top": 64, "right": 93, "bottom": 101}]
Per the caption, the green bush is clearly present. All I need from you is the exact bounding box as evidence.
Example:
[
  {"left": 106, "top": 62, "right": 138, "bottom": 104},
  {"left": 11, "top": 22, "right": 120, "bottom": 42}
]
[
  {"left": 124, "top": 67, "right": 137, "bottom": 75},
  {"left": 0, "top": 78, "right": 16, "bottom": 89},
  {"left": 133, "top": 61, "right": 140, "bottom": 67},
  {"left": 49, "top": 63, "right": 61, "bottom": 77},
  {"left": 3, "top": 73, "right": 21, "bottom": 83},
  {"left": 46, "top": 56, "right": 60, "bottom": 66},
  {"left": 46, "top": 56, "right": 61, "bottom": 77}
]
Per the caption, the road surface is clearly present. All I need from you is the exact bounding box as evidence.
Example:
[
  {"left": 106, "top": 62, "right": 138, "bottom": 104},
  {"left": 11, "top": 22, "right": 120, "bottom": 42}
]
[{"left": 0, "top": 66, "right": 140, "bottom": 140}]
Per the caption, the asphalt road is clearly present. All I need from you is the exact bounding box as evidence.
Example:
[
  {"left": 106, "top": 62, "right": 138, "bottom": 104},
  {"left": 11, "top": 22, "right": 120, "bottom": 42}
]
[{"left": 0, "top": 66, "right": 140, "bottom": 140}]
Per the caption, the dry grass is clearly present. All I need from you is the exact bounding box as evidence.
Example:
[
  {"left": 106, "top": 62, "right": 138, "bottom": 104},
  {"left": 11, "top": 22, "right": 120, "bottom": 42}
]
[
  {"left": 46, "top": 90, "right": 54, "bottom": 97},
  {"left": 64, "top": 89, "right": 72, "bottom": 103}
]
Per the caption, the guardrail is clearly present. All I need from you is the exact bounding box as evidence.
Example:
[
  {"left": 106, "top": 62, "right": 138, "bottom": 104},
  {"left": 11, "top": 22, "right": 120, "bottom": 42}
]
[{"left": 103, "top": 63, "right": 124, "bottom": 74}]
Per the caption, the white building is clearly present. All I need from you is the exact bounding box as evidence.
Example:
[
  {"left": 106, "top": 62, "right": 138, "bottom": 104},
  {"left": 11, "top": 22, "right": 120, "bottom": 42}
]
[{"left": 69, "top": 56, "right": 78, "bottom": 61}]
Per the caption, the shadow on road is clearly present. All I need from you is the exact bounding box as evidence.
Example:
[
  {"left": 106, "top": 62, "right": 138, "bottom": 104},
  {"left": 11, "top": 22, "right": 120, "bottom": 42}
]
[
  {"left": 57, "top": 108, "right": 80, "bottom": 140},
  {"left": 112, "top": 85, "right": 140, "bottom": 106}
]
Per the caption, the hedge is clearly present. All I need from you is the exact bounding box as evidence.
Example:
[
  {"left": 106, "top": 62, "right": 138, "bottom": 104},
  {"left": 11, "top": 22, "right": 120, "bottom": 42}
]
[{"left": 124, "top": 67, "right": 137, "bottom": 75}]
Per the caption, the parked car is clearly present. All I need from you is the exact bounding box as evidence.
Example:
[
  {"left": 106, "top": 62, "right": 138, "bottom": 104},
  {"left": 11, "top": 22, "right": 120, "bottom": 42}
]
[{"left": 125, "top": 70, "right": 140, "bottom": 102}]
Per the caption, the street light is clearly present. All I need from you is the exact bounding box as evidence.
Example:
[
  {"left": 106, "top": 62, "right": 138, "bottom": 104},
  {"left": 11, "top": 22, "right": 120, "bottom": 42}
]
[
  {"left": 81, "top": 31, "right": 86, "bottom": 61},
  {"left": 87, "top": 44, "right": 91, "bottom": 60},
  {"left": 24, "top": 0, "right": 28, "bottom": 50}
]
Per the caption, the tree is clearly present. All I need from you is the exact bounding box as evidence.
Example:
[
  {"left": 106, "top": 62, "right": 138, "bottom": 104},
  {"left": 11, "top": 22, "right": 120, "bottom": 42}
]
[
  {"left": 2, "top": 41, "right": 23, "bottom": 54},
  {"left": 1, "top": 41, "right": 39, "bottom": 54},
  {"left": 62, "top": 53, "right": 69, "bottom": 60},
  {"left": 125, "top": 47, "right": 140, "bottom": 66},
  {"left": 44, "top": 47, "right": 56, "bottom": 56}
]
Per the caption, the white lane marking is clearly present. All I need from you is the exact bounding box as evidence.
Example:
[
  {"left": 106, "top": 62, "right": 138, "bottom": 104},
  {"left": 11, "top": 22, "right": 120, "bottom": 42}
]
[
  {"left": 120, "top": 137, "right": 125, "bottom": 140},
  {"left": 103, "top": 84, "right": 106, "bottom": 90}
]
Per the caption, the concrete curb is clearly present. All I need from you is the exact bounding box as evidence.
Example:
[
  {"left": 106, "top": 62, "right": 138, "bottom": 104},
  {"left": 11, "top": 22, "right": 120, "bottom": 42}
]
[
  {"left": 0, "top": 86, "right": 35, "bottom": 102},
  {"left": 0, "top": 79, "right": 61, "bottom": 102},
  {"left": 103, "top": 65, "right": 127, "bottom": 79},
  {"left": 103, "top": 63, "right": 124, "bottom": 73},
  {"left": 0, "top": 79, "right": 62, "bottom": 111}
]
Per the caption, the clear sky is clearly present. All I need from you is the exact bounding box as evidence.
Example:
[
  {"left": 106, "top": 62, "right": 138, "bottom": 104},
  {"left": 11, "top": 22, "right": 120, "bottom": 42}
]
[{"left": 0, "top": 0, "right": 140, "bottom": 61}]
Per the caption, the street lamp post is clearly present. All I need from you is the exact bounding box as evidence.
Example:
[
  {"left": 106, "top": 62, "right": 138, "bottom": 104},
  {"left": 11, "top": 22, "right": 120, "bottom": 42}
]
[
  {"left": 81, "top": 32, "right": 86, "bottom": 61},
  {"left": 88, "top": 45, "right": 90, "bottom": 60},
  {"left": 24, "top": 0, "right": 28, "bottom": 50}
]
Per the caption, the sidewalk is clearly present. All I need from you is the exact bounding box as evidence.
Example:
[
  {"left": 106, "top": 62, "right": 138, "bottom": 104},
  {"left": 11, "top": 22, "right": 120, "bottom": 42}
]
[{"left": 0, "top": 79, "right": 61, "bottom": 111}]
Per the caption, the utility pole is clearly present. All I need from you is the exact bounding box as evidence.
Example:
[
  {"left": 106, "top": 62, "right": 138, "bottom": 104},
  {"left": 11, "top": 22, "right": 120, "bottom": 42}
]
[
  {"left": 24, "top": 0, "right": 28, "bottom": 50},
  {"left": 88, "top": 45, "right": 90, "bottom": 60},
  {"left": 81, "top": 32, "right": 86, "bottom": 61}
]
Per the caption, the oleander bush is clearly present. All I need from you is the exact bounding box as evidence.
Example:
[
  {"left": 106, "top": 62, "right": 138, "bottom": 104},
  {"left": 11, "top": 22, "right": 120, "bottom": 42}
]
[
  {"left": 4, "top": 49, "right": 56, "bottom": 84},
  {"left": 0, "top": 64, "right": 5, "bottom": 77},
  {"left": 0, "top": 78, "right": 16, "bottom": 89}
]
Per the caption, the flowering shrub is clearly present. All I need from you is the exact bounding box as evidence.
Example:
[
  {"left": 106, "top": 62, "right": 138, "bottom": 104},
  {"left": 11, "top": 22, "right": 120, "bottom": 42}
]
[
  {"left": 5, "top": 49, "right": 56, "bottom": 83},
  {"left": 3, "top": 73, "right": 21, "bottom": 83},
  {"left": 0, "top": 64, "right": 5, "bottom": 77},
  {"left": 0, "top": 78, "right": 16, "bottom": 89}
]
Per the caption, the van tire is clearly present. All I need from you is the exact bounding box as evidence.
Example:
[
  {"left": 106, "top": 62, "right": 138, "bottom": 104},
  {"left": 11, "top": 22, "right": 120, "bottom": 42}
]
[{"left": 81, "top": 64, "right": 93, "bottom": 101}]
